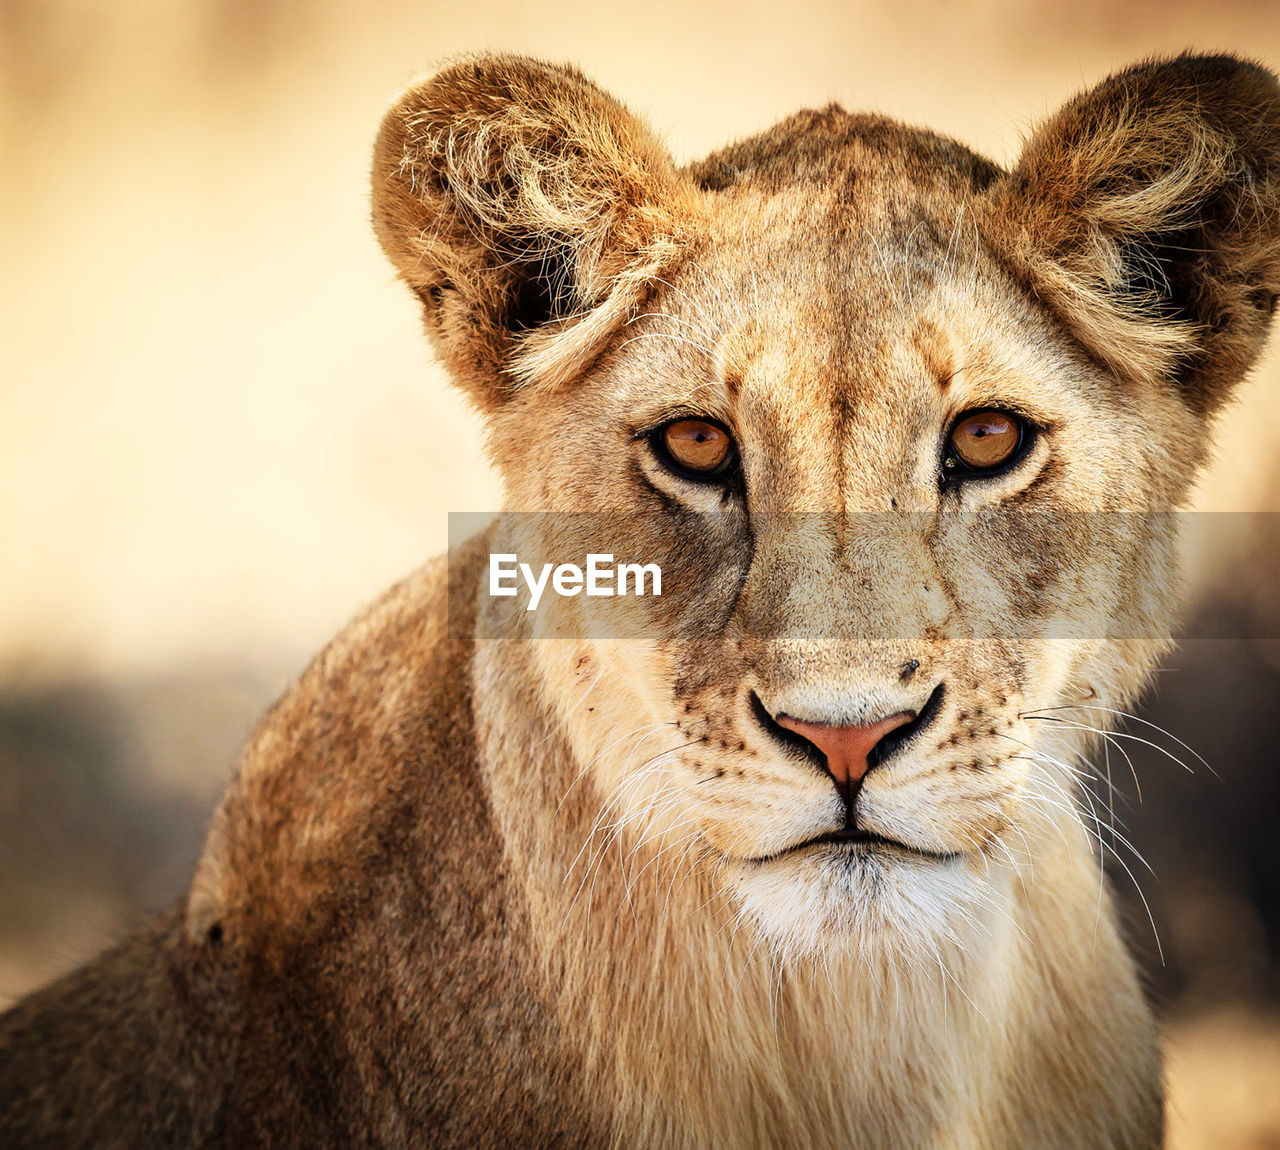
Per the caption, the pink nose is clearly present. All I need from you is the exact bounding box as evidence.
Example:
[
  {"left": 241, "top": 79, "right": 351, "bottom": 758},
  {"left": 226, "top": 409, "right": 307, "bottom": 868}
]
[{"left": 775, "top": 711, "right": 916, "bottom": 788}]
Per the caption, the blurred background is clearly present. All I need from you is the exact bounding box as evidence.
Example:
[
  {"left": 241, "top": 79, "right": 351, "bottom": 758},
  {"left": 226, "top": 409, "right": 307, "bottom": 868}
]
[{"left": 2, "top": 0, "right": 1278, "bottom": 1144}]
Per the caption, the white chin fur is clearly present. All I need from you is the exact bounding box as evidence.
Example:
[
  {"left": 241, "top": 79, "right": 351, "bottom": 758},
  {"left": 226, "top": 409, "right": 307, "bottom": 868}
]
[{"left": 723, "top": 845, "right": 1006, "bottom": 964}]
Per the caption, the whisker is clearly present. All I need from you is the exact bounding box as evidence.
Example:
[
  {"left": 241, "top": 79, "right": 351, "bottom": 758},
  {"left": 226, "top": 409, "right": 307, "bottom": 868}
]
[
  {"left": 1024, "top": 703, "right": 1214, "bottom": 776},
  {"left": 1031, "top": 764, "right": 1165, "bottom": 963},
  {"left": 1032, "top": 716, "right": 1195, "bottom": 778},
  {"left": 555, "top": 721, "right": 675, "bottom": 814}
]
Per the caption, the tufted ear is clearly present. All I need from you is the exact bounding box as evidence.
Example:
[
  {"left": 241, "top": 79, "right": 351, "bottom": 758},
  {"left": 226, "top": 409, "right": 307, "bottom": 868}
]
[
  {"left": 372, "top": 54, "right": 697, "bottom": 408},
  {"left": 989, "top": 54, "right": 1280, "bottom": 413}
]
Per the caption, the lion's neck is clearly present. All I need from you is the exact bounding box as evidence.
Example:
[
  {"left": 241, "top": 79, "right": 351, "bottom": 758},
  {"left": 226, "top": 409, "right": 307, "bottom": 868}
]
[{"left": 471, "top": 641, "right": 1151, "bottom": 1149}]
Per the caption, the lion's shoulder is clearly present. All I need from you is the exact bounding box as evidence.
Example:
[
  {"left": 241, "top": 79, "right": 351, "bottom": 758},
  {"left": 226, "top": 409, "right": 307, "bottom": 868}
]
[{"left": 188, "top": 532, "right": 490, "bottom": 947}]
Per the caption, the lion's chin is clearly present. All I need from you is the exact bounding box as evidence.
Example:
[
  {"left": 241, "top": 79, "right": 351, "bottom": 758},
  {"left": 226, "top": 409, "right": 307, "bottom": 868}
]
[{"left": 721, "top": 841, "right": 995, "bottom": 962}]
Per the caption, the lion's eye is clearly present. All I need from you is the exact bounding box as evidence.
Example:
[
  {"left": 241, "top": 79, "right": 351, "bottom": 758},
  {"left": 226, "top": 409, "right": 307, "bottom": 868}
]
[
  {"left": 946, "top": 410, "right": 1027, "bottom": 474},
  {"left": 654, "top": 419, "right": 737, "bottom": 479}
]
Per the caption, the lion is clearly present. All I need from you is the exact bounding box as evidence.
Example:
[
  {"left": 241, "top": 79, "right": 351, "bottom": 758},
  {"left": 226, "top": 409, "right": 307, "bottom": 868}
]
[{"left": 2, "top": 51, "right": 1279, "bottom": 1149}]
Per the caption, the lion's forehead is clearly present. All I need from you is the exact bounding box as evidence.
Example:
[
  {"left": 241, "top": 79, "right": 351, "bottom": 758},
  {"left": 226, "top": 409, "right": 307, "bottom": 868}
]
[{"left": 624, "top": 193, "right": 1077, "bottom": 502}]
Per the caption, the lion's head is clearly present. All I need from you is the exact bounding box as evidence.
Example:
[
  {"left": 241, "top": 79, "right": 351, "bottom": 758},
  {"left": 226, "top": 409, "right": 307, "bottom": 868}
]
[{"left": 373, "top": 54, "right": 1280, "bottom": 960}]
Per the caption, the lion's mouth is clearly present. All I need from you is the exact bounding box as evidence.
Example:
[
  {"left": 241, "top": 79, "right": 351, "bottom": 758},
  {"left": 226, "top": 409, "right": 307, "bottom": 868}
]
[{"left": 750, "top": 827, "right": 962, "bottom": 864}]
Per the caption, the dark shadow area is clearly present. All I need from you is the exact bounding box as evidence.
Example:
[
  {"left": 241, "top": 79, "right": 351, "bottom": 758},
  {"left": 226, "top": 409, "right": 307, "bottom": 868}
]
[
  {"left": 0, "top": 666, "right": 285, "bottom": 999},
  {"left": 1117, "top": 620, "right": 1280, "bottom": 1016}
]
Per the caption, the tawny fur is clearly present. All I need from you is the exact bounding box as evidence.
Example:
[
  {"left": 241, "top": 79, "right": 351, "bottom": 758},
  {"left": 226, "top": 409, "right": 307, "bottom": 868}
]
[{"left": 3, "top": 51, "right": 1279, "bottom": 1149}]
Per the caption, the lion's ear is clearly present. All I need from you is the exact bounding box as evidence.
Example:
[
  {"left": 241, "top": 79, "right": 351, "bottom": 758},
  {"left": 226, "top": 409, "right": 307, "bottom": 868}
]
[
  {"left": 372, "top": 54, "right": 696, "bottom": 408},
  {"left": 989, "top": 54, "right": 1280, "bottom": 413}
]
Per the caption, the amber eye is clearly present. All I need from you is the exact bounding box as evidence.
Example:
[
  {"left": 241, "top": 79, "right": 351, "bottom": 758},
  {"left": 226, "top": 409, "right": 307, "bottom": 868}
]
[
  {"left": 654, "top": 418, "right": 737, "bottom": 479},
  {"left": 946, "top": 410, "right": 1027, "bottom": 473}
]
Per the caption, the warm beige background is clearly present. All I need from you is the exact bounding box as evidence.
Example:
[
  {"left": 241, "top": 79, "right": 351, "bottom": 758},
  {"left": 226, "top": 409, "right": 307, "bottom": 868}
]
[{"left": 3, "top": 2, "right": 1279, "bottom": 1145}]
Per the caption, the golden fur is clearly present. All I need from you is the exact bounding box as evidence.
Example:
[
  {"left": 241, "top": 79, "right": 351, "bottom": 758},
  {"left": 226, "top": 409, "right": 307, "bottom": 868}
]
[{"left": 4, "top": 51, "right": 1280, "bottom": 1148}]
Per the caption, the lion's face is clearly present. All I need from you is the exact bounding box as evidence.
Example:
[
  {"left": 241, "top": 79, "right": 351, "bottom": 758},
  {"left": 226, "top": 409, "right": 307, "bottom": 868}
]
[
  {"left": 492, "top": 182, "right": 1188, "bottom": 955},
  {"left": 374, "top": 56, "right": 1280, "bottom": 958}
]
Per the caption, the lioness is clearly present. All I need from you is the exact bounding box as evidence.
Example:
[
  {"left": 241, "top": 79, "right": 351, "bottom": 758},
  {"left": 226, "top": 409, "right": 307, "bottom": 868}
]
[{"left": 3, "top": 51, "right": 1279, "bottom": 1149}]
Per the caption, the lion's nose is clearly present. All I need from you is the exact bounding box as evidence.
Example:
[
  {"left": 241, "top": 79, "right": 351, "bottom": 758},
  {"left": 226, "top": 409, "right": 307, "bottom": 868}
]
[{"left": 775, "top": 711, "right": 917, "bottom": 789}]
